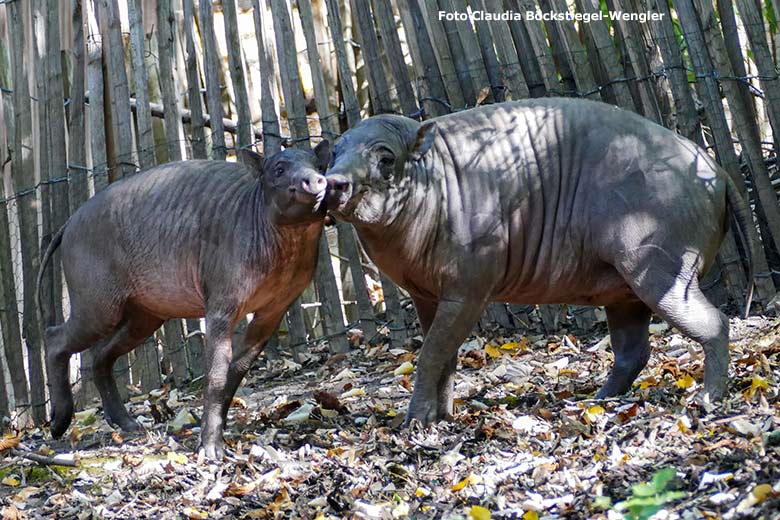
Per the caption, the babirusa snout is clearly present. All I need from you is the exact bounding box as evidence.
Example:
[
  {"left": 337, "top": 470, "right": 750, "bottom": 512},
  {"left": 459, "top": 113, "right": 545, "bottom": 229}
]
[
  {"left": 299, "top": 172, "right": 327, "bottom": 196},
  {"left": 325, "top": 173, "right": 352, "bottom": 211}
]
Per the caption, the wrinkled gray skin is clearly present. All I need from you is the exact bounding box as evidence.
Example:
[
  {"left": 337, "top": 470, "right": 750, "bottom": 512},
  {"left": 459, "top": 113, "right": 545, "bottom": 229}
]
[
  {"left": 38, "top": 143, "right": 330, "bottom": 459},
  {"left": 326, "top": 98, "right": 753, "bottom": 425}
]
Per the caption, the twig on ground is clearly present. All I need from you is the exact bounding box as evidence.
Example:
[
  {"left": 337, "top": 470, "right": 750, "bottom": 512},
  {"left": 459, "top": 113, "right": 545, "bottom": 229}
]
[{"left": 10, "top": 448, "right": 79, "bottom": 467}]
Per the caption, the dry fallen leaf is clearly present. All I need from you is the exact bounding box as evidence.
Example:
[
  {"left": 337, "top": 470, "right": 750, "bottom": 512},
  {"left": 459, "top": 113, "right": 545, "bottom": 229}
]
[
  {"left": 182, "top": 507, "right": 208, "bottom": 519},
  {"left": 468, "top": 505, "right": 491, "bottom": 520},
  {"left": 166, "top": 451, "right": 188, "bottom": 465},
  {"left": 677, "top": 373, "right": 695, "bottom": 389},
  {"left": 1, "top": 476, "right": 20, "bottom": 487},
  {"left": 1, "top": 504, "right": 22, "bottom": 520},
  {"left": 743, "top": 375, "right": 769, "bottom": 400},
  {"left": 313, "top": 390, "right": 349, "bottom": 414},
  {"left": 226, "top": 481, "right": 257, "bottom": 497},
  {"left": 0, "top": 435, "right": 21, "bottom": 452},
  {"left": 393, "top": 361, "right": 414, "bottom": 376}
]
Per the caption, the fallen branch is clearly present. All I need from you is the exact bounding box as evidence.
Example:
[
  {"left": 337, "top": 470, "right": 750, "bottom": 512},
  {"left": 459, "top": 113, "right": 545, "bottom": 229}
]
[{"left": 10, "top": 448, "right": 79, "bottom": 467}]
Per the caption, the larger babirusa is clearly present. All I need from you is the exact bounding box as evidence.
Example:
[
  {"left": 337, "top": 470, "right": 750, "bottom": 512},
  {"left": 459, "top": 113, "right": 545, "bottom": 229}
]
[{"left": 325, "top": 98, "right": 754, "bottom": 425}]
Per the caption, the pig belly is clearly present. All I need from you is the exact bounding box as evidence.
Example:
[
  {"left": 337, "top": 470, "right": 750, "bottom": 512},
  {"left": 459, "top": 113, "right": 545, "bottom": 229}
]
[
  {"left": 129, "top": 274, "right": 206, "bottom": 319},
  {"left": 493, "top": 261, "right": 637, "bottom": 307}
]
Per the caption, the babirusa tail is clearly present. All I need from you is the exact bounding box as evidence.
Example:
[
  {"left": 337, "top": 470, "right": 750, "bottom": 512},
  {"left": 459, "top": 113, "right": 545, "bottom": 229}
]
[{"left": 36, "top": 223, "right": 67, "bottom": 329}]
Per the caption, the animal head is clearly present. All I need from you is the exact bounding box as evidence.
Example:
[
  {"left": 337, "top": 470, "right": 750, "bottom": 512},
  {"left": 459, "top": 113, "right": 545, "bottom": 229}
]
[
  {"left": 239, "top": 141, "right": 331, "bottom": 225},
  {"left": 324, "top": 115, "right": 437, "bottom": 225}
]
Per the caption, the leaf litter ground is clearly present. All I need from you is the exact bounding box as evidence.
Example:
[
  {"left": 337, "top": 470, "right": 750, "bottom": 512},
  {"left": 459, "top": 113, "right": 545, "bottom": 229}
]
[{"left": 1, "top": 314, "right": 779, "bottom": 519}]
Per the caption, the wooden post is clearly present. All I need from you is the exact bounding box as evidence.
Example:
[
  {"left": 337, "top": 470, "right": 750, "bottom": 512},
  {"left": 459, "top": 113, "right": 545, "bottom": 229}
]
[
  {"left": 717, "top": 0, "right": 756, "bottom": 122},
  {"left": 435, "top": 0, "right": 477, "bottom": 106},
  {"left": 545, "top": 0, "right": 600, "bottom": 99},
  {"left": 450, "top": 0, "right": 490, "bottom": 97},
  {"left": 469, "top": 0, "right": 506, "bottom": 101},
  {"left": 574, "top": 0, "right": 635, "bottom": 110},
  {"left": 0, "top": 183, "right": 28, "bottom": 420},
  {"left": 198, "top": 0, "right": 226, "bottom": 160},
  {"left": 68, "top": 0, "right": 89, "bottom": 211},
  {"left": 370, "top": 0, "right": 419, "bottom": 116},
  {"left": 608, "top": 0, "right": 662, "bottom": 121},
  {"left": 297, "top": 0, "right": 339, "bottom": 140},
  {"left": 0, "top": 33, "right": 30, "bottom": 418},
  {"left": 734, "top": 0, "right": 780, "bottom": 166},
  {"left": 380, "top": 273, "right": 405, "bottom": 345},
  {"left": 481, "top": 0, "right": 529, "bottom": 99},
  {"left": 221, "top": 0, "right": 253, "bottom": 149},
  {"left": 349, "top": 0, "right": 395, "bottom": 113},
  {"left": 649, "top": 0, "right": 702, "bottom": 144},
  {"left": 511, "top": 0, "right": 559, "bottom": 92},
  {"left": 336, "top": 222, "right": 376, "bottom": 339},
  {"left": 324, "top": 0, "right": 362, "bottom": 126},
  {"left": 98, "top": 0, "right": 136, "bottom": 180},
  {"left": 269, "top": 0, "right": 310, "bottom": 147},
  {"left": 156, "top": 0, "right": 184, "bottom": 162},
  {"left": 7, "top": 0, "right": 45, "bottom": 424},
  {"left": 251, "top": 0, "right": 282, "bottom": 154},
  {"left": 46, "top": 0, "right": 69, "bottom": 326},
  {"left": 127, "top": 0, "right": 156, "bottom": 169},
  {"left": 182, "top": 0, "right": 206, "bottom": 159},
  {"left": 86, "top": 0, "right": 108, "bottom": 191},
  {"left": 419, "top": 0, "right": 466, "bottom": 109},
  {"left": 395, "top": 0, "right": 449, "bottom": 117},
  {"left": 674, "top": 0, "right": 757, "bottom": 304},
  {"left": 316, "top": 232, "right": 350, "bottom": 353},
  {"left": 689, "top": 0, "right": 779, "bottom": 303}
]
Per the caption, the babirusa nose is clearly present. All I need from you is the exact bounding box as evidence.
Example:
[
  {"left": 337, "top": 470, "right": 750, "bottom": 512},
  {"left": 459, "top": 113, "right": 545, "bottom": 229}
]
[
  {"left": 327, "top": 174, "right": 351, "bottom": 194},
  {"left": 301, "top": 173, "right": 327, "bottom": 195}
]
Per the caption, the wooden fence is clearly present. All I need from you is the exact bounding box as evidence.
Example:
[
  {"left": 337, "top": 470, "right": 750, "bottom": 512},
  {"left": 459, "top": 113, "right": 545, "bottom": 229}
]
[{"left": 0, "top": 0, "right": 779, "bottom": 426}]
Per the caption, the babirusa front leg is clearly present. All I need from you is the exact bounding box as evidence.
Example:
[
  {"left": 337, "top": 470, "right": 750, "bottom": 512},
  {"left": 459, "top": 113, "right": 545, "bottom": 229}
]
[
  {"left": 200, "top": 308, "right": 238, "bottom": 460},
  {"left": 405, "top": 299, "right": 486, "bottom": 425}
]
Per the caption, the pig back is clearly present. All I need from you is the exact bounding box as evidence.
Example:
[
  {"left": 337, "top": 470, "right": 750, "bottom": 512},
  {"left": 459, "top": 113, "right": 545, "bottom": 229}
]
[
  {"left": 402, "top": 99, "right": 729, "bottom": 305},
  {"left": 61, "top": 160, "right": 269, "bottom": 318}
]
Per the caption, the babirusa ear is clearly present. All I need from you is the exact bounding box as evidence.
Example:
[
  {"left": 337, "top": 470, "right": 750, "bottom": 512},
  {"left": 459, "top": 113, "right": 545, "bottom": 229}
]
[
  {"left": 238, "top": 148, "right": 265, "bottom": 175},
  {"left": 409, "top": 121, "right": 437, "bottom": 161},
  {"left": 313, "top": 139, "right": 331, "bottom": 172}
]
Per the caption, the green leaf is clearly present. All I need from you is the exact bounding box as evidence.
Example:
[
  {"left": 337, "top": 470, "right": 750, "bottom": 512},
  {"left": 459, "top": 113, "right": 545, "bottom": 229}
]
[
  {"left": 651, "top": 468, "right": 677, "bottom": 491},
  {"left": 630, "top": 483, "right": 659, "bottom": 498}
]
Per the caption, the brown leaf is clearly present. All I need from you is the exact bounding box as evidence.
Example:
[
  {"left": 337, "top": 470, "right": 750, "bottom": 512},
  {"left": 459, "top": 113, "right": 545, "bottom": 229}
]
[
  {"left": 271, "top": 400, "right": 301, "bottom": 422},
  {"left": 461, "top": 350, "right": 486, "bottom": 369},
  {"left": 398, "top": 375, "right": 413, "bottom": 392},
  {"left": 122, "top": 453, "right": 143, "bottom": 467},
  {"left": 2, "top": 504, "right": 23, "bottom": 520},
  {"left": 226, "top": 481, "right": 257, "bottom": 497},
  {"left": 617, "top": 403, "right": 639, "bottom": 424},
  {"left": 476, "top": 85, "right": 491, "bottom": 105},
  {"left": 111, "top": 431, "right": 124, "bottom": 445},
  {"left": 313, "top": 390, "right": 349, "bottom": 414},
  {"left": 0, "top": 435, "right": 21, "bottom": 452},
  {"left": 536, "top": 408, "right": 554, "bottom": 420},
  {"left": 325, "top": 353, "right": 348, "bottom": 367}
]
